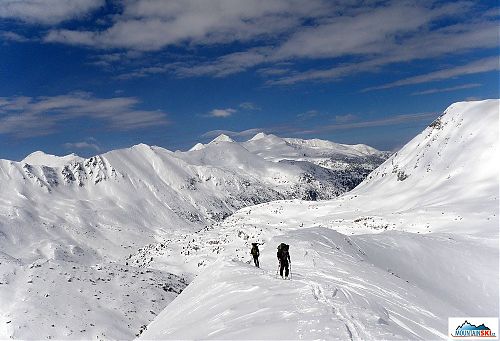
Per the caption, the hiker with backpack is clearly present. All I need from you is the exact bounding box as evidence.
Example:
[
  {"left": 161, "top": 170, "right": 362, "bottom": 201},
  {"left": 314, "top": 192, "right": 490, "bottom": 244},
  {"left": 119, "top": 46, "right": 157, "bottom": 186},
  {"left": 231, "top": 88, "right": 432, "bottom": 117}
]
[
  {"left": 277, "top": 243, "right": 291, "bottom": 279},
  {"left": 250, "top": 243, "right": 260, "bottom": 268}
]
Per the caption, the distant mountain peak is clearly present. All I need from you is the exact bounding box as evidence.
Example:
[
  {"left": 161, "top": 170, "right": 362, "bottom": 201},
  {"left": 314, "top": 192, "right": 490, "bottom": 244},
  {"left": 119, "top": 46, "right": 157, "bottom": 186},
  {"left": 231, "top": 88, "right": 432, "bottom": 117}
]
[
  {"left": 189, "top": 143, "right": 205, "bottom": 151},
  {"left": 210, "top": 134, "right": 234, "bottom": 143},
  {"left": 22, "top": 150, "right": 83, "bottom": 167},
  {"left": 23, "top": 150, "right": 56, "bottom": 159},
  {"left": 249, "top": 132, "right": 267, "bottom": 141},
  {"left": 131, "top": 143, "right": 152, "bottom": 150}
]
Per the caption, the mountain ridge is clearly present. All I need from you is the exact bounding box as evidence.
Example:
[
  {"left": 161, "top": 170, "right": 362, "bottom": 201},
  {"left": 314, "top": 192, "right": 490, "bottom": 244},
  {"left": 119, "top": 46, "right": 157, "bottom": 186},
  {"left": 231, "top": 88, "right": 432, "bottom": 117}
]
[
  {"left": 139, "top": 99, "right": 499, "bottom": 340},
  {"left": 0, "top": 132, "right": 390, "bottom": 339},
  {"left": 2, "top": 100, "right": 497, "bottom": 340}
]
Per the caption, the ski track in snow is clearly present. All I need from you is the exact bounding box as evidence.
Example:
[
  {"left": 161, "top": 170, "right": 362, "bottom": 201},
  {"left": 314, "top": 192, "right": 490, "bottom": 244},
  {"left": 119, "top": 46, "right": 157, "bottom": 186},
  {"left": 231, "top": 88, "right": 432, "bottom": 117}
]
[{"left": 141, "top": 225, "right": 473, "bottom": 340}]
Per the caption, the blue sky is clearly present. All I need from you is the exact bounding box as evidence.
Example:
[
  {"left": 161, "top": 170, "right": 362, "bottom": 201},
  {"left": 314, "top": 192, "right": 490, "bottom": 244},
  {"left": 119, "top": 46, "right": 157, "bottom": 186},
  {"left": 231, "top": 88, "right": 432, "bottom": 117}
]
[{"left": 0, "top": 0, "right": 498, "bottom": 160}]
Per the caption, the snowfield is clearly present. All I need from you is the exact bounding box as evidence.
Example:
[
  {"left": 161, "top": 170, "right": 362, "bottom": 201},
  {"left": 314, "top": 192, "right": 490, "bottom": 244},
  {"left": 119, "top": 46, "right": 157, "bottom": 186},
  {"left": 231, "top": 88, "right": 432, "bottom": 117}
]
[
  {"left": 141, "top": 99, "right": 499, "bottom": 339},
  {"left": 0, "top": 133, "right": 386, "bottom": 339},
  {"left": 142, "top": 230, "right": 497, "bottom": 340},
  {"left": 0, "top": 100, "right": 497, "bottom": 340}
]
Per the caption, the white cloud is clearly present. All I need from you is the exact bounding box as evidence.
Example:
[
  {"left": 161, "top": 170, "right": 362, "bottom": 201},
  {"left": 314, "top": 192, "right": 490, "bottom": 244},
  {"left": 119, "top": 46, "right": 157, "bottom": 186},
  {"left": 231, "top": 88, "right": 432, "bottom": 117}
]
[
  {"left": 1, "top": 31, "right": 30, "bottom": 42},
  {"left": 64, "top": 140, "right": 101, "bottom": 152},
  {"left": 257, "top": 67, "right": 291, "bottom": 76},
  {"left": 114, "top": 2, "right": 497, "bottom": 85},
  {"left": 464, "top": 96, "right": 483, "bottom": 101},
  {"left": 202, "top": 128, "right": 265, "bottom": 139},
  {"left": 268, "top": 21, "right": 499, "bottom": 85},
  {"left": 272, "top": 2, "right": 461, "bottom": 60},
  {"left": 267, "top": 60, "right": 380, "bottom": 85},
  {"left": 0, "top": 0, "right": 104, "bottom": 24},
  {"left": 0, "top": 92, "right": 169, "bottom": 137},
  {"left": 209, "top": 108, "right": 237, "bottom": 118},
  {"left": 7, "top": 0, "right": 497, "bottom": 87},
  {"left": 177, "top": 49, "right": 269, "bottom": 77},
  {"left": 297, "top": 110, "right": 319, "bottom": 119},
  {"left": 335, "top": 114, "right": 358, "bottom": 123},
  {"left": 387, "top": 21, "right": 499, "bottom": 62},
  {"left": 201, "top": 111, "right": 439, "bottom": 139},
  {"left": 411, "top": 83, "right": 481, "bottom": 96},
  {"left": 239, "top": 102, "right": 260, "bottom": 110},
  {"left": 298, "top": 112, "right": 439, "bottom": 135},
  {"left": 45, "top": 0, "right": 330, "bottom": 50},
  {"left": 116, "top": 49, "right": 270, "bottom": 79},
  {"left": 45, "top": 29, "right": 97, "bottom": 45},
  {"left": 363, "top": 57, "right": 499, "bottom": 91}
]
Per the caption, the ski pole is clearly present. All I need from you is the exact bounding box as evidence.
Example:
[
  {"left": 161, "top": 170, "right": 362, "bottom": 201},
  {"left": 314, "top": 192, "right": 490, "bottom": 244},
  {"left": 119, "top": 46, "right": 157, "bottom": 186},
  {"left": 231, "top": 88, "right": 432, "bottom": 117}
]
[{"left": 290, "top": 262, "right": 292, "bottom": 280}]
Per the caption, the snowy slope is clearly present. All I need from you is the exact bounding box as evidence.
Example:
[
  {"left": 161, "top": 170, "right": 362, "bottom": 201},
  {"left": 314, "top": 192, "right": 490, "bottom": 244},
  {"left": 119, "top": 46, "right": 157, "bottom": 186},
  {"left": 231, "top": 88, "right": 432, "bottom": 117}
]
[
  {"left": 354, "top": 99, "right": 499, "bottom": 220},
  {"left": 0, "top": 135, "right": 386, "bottom": 339},
  {"left": 211, "top": 99, "right": 499, "bottom": 237},
  {"left": 190, "top": 132, "right": 389, "bottom": 172},
  {"left": 141, "top": 100, "right": 499, "bottom": 339},
  {"left": 209, "top": 133, "right": 234, "bottom": 143},
  {"left": 142, "top": 229, "right": 497, "bottom": 340},
  {"left": 22, "top": 151, "right": 83, "bottom": 167},
  {"left": 242, "top": 132, "right": 388, "bottom": 171},
  {"left": 2, "top": 100, "right": 496, "bottom": 340}
]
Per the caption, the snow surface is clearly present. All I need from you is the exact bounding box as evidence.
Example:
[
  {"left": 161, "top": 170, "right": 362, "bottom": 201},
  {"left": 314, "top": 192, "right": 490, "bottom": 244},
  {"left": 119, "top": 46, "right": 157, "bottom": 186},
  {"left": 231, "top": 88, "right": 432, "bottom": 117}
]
[
  {"left": 188, "top": 142, "right": 205, "bottom": 151},
  {"left": 1, "top": 100, "right": 497, "bottom": 340},
  {"left": 22, "top": 151, "right": 83, "bottom": 168},
  {"left": 209, "top": 134, "right": 234, "bottom": 143},
  {"left": 188, "top": 132, "right": 388, "bottom": 171},
  {"left": 141, "top": 100, "right": 499, "bottom": 339},
  {"left": 0, "top": 134, "right": 386, "bottom": 339},
  {"left": 142, "top": 230, "right": 497, "bottom": 340},
  {"left": 242, "top": 133, "right": 388, "bottom": 170}
]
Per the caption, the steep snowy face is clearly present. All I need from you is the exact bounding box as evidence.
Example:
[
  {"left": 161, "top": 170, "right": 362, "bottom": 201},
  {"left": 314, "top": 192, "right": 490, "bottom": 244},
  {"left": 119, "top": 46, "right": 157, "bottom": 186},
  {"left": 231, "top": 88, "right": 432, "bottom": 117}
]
[
  {"left": 223, "top": 100, "right": 499, "bottom": 236},
  {"left": 355, "top": 99, "right": 499, "bottom": 212}
]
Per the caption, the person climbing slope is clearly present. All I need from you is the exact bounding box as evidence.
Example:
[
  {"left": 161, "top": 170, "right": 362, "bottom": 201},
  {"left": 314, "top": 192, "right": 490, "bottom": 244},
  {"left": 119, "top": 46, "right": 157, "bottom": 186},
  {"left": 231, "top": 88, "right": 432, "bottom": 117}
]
[
  {"left": 250, "top": 243, "right": 260, "bottom": 268},
  {"left": 277, "top": 243, "right": 291, "bottom": 279}
]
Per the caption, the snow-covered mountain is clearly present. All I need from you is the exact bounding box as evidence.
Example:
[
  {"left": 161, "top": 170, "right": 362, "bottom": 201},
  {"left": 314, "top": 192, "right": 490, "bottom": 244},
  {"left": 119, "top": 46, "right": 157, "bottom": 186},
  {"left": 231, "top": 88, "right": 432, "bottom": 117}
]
[
  {"left": 22, "top": 151, "right": 84, "bottom": 167},
  {"left": 195, "top": 132, "right": 389, "bottom": 172},
  {"left": 1, "top": 100, "right": 497, "bottom": 340},
  {"left": 215, "top": 99, "right": 499, "bottom": 236},
  {"left": 140, "top": 99, "right": 499, "bottom": 339},
  {"left": 0, "top": 134, "right": 387, "bottom": 339}
]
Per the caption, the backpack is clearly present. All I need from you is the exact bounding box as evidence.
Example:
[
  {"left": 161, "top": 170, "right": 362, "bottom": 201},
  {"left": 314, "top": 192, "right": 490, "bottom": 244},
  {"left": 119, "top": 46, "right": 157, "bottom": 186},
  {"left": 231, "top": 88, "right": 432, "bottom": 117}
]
[
  {"left": 251, "top": 243, "right": 259, "bottom": 256},
  {"left": 277, "top": 243, "right": 289, "bottom": 261}
]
